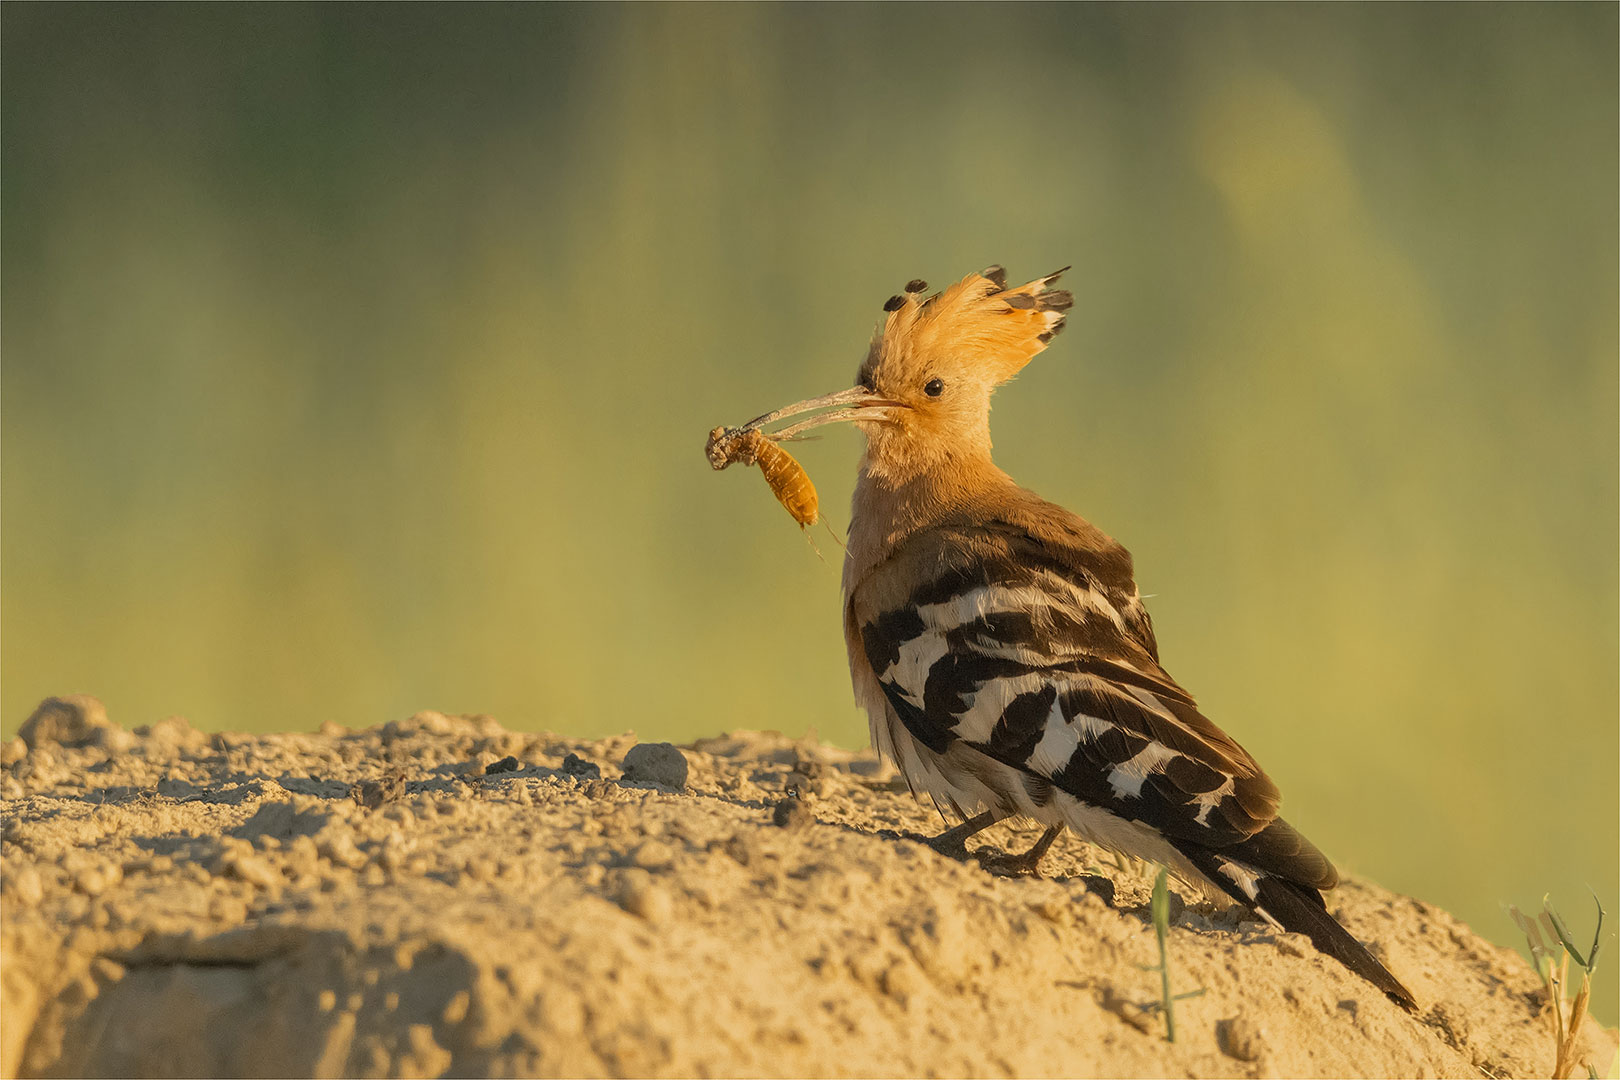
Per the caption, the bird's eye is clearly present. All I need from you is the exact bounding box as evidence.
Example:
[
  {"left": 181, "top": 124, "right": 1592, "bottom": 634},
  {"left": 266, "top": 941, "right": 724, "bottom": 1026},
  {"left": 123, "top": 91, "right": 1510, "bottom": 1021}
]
[{"left": 924, "top": 378, "right": 945, "bottom": 397}]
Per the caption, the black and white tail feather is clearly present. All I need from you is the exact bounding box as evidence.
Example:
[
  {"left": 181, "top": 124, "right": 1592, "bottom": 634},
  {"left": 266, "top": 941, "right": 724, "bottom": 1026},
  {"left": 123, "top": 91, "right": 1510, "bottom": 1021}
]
[
  {"left": 1170, "top": 839, "right": 1414, "bottom": 1008},
  {"left": 854, "top": 512, "right": 1417, "bottom": 1011}
]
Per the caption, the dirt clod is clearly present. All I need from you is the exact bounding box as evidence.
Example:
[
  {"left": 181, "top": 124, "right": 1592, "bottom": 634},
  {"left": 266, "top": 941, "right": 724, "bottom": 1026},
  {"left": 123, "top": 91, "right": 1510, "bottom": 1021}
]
[
  {"left": 18, "top": 695, "right": 113, "bottom": 749},
  {"left": 1216, "top": 1016, "right": 1266, "bottom": 1062},
  {"left": 620, "top": 743, "right": 688, "bottom": 790},
  {"left": 352, "top": 771, "right": 407, "bottom": 809},
  {"left": 772, "top": 797, "right": 814, "bottom": 830},
  {"left": 560, "top": 753, "right": 601, "bottom": 780}
]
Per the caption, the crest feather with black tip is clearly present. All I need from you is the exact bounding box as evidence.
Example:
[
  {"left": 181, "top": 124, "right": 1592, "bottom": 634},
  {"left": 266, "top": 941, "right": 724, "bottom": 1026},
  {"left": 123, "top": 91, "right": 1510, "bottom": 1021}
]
[{"left": 865, "top": 265, "right": 1073, "bottom": 388}]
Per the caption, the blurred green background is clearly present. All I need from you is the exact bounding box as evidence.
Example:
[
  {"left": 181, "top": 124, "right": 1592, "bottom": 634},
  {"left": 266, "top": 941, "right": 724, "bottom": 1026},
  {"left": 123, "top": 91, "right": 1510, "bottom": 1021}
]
[{"left": 3, "top": 4, "right": 1615, "bottom": 1023}]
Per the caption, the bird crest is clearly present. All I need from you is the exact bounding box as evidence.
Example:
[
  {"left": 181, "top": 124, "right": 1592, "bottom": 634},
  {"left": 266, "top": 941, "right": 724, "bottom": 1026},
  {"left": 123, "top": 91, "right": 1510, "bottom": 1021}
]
[{"left": 861, "top": 265, "right": 1073, "bottom": 388}]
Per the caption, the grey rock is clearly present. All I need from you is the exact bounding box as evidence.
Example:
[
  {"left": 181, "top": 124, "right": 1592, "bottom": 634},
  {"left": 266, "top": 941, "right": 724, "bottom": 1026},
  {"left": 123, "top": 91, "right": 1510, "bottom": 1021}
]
[
  {"left": 19, "top": 695, "right": 114, "bottom": 749},
  {"left": 620, "top": 743, "right": 688, "bottom": 790},
  {"left": 560, "top": 753, "right": 601, "bottom": 780}
]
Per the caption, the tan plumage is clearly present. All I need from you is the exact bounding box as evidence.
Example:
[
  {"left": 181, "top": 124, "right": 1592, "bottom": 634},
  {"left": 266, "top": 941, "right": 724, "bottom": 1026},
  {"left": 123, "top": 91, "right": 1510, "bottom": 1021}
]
[
  {"left": 861, "top": 267, "right": 1069, "bottom": 393},
  {"left": 708, "top": 264, "right": 1414, "bottom": 1010}
]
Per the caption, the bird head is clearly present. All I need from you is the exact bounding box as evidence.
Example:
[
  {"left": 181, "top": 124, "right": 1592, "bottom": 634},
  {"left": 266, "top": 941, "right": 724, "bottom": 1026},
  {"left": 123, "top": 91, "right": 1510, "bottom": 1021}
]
[{"left": 743, "top": 266, "right": 1071, "bottom": 482}]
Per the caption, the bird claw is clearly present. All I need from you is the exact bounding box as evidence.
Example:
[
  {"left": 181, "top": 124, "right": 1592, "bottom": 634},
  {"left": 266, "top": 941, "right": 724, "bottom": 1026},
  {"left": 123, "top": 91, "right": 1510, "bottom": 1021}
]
[{"left": 974, "top": 847, "right": 1048, "bottom": 879}]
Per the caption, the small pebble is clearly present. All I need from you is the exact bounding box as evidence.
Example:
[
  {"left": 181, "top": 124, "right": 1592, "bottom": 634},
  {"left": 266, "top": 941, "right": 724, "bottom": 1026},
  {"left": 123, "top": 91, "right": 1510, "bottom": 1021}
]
[
  {"left": 621, "top": 743, "right": 688, "bottom": 790},
  {"left": 560, "top": 753, "right": 601, "bottom": 780},
  {"left": 18, "top": 694, "right": 112, "bottom": 749},
  {"left": 353, "top": 771, "right": 407, "bottom": 809},
  {"left": 772, "top": 797, "right": 813, "bottom": 830},
  {"left": 486, "top": 755, "right": 520, "bottom": 775},
  {"left": 1216, "top": 1016, "right": 1266, "bottom": 1062},
  {"left": 615, "top": 868, "right": 673, "bottom": 922}
]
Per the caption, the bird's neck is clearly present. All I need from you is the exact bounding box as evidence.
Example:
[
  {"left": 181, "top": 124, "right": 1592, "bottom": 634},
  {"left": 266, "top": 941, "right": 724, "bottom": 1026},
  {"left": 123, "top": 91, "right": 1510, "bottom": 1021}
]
[{"left": 842, "top": 445, "right": 1013, "bottom": 596}]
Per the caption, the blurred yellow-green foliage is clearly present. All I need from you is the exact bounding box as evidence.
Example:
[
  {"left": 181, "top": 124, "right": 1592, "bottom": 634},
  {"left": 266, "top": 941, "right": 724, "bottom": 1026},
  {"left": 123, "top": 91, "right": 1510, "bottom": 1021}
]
[{"left": 3, "top": 4, "right": 1615, "bottom": 1023}]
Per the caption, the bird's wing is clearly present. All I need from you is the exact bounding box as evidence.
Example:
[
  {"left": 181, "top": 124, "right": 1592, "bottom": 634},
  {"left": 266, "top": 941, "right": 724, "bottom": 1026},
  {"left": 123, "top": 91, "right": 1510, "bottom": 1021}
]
[{"left": 854, "top": 516, "right": 1317, "bottom": 874}]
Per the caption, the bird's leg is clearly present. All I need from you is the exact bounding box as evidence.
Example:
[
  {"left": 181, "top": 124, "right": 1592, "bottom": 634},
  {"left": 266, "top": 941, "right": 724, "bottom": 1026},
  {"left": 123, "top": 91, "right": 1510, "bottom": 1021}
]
[
  {"left": 919, "top": 810, "right": 999, "bottom": 860},
  {"left": 975, "top": 825, "right": 1064, "bottom": 878}
]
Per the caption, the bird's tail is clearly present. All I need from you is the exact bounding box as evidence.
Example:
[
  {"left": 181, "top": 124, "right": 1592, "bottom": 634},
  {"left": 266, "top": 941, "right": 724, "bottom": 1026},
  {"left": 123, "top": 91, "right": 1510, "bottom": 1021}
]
[{"left": 1173, "top": 842, "right": 1418, "bottom": 1011}]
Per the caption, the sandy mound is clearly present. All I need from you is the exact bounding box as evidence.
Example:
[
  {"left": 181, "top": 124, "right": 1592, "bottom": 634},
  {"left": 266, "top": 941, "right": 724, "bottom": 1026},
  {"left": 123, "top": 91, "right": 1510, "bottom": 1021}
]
[{"left": 1, "top": 697, "right": 1613, "bottom": 1078}]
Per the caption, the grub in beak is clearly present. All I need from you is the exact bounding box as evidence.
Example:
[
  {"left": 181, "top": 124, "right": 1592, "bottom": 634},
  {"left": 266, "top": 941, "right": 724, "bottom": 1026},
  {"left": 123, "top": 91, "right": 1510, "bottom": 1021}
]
[{"left": 705, "top": 386, "right": 906, "bottom": 468}]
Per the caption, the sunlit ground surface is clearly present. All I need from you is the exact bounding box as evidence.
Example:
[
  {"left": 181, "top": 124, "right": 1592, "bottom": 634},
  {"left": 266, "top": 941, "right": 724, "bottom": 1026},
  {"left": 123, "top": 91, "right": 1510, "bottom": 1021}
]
[{"left": 3, "top": 5, "right": 1615, "bottom": 1023}]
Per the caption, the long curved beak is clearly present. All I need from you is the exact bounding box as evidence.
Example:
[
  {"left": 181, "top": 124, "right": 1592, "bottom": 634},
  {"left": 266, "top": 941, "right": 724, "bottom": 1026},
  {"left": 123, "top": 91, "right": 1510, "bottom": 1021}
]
[{"left": 732, "top": 385, "right": 908, "bottom": 440}]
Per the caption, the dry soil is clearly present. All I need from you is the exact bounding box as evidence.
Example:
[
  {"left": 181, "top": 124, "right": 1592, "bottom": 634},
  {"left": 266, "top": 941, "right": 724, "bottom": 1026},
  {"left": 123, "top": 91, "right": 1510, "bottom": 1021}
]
[{"left": 1, "top": 696, "right": 1614, "bottom": 1078}]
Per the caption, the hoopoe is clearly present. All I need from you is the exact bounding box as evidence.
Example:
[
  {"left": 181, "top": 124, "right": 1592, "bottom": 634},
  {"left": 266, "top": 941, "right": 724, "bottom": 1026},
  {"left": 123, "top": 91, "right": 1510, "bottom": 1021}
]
[{"left": 727, "top": 265, "right": 1416, "bottom": 1010}]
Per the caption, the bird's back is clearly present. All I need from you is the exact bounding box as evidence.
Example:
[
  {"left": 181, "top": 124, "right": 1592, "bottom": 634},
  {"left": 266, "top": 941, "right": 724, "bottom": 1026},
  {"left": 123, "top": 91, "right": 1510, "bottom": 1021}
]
[
  {"left": 846, "top": 476, "right": 1274, "bottom": 823},
  {"left": 842, "top": 473, "right": 1416, "bottom": 1008}
]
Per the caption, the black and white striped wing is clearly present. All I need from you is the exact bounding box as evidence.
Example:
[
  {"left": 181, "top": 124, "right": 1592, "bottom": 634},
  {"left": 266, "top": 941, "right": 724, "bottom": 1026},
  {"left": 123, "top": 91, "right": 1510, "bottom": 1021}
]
[
  {"left": 852, "top": 517, "right": 1415, "bottom": 1008},
  {"left": 858, "top": 525, "right": 1330, "bottom": 887}
]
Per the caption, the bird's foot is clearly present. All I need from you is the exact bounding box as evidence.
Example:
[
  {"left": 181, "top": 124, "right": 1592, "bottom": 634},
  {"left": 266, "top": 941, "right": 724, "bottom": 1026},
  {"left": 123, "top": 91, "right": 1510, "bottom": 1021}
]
[
  {"left": 973, "top": 825, "right": 1063, "bottom": 879},
  {"left": 974, "top": 846, "right": 1047, "bottom": 878}
]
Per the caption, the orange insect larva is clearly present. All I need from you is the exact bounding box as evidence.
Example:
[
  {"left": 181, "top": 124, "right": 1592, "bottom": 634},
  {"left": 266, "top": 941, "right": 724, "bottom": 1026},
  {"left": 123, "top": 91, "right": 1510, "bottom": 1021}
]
[
  {"left": 748, "top": 433, "right": 818, "bottom": 527},
  {"left": 705, "top": 425, "right": 819, "bottom": 527}
]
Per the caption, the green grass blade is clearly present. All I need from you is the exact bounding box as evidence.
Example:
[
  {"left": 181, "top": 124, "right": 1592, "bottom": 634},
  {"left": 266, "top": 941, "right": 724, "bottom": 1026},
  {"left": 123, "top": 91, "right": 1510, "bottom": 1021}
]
[
  {"left": 1585, "top": 889, "right": 1605, "bottom": 977},
  {"left": 1545, "top": 895, "right": 1592, "bottom": 970},
  {"left": 1152, "top": 866, "right": 1175, "bottom": 1042}
]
